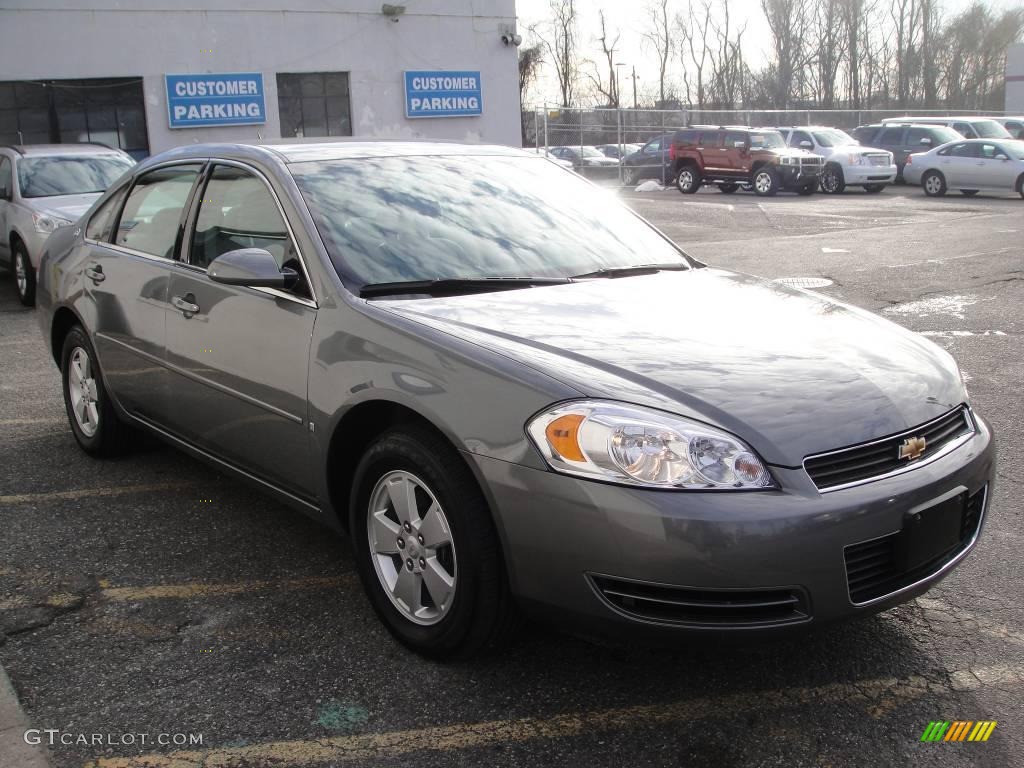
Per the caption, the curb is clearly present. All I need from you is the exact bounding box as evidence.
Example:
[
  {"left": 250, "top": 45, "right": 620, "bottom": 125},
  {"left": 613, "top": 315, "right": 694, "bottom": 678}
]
[{"left": 0, "top": 664, "right": 52, "bottom": 768}]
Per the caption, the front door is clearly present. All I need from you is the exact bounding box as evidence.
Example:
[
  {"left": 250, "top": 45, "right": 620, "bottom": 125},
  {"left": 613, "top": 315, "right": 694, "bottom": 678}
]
[
  {"left": 974, "top": 142, "right": 1018, "bottom": 190},
  {"left": 937, "top": 142, "right": 980, "bottom": 187},
  {"left": 88, "top": 164, "right": 203, "bottom": 420},
  {"left": 163, "top": 163, "right": 316, "bottom": 498}
]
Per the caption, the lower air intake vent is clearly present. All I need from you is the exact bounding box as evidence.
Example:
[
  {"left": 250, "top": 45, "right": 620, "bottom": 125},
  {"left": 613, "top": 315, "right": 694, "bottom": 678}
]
[{"left": 589, "top": 575, "right": 809, "bottom": 627}]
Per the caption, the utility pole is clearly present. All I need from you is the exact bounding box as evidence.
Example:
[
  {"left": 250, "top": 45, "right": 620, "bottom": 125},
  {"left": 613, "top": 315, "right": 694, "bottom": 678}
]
[{"left": 631, "top": 65, "right": 638, "bottom": 109}]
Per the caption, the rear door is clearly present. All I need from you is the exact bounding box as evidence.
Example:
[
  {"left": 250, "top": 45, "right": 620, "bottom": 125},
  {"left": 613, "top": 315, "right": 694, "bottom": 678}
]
[
  {"left": 87, "top": 163, "right": 203, "bottom": 421},
  {"left": 162, "top": 161, "right": 317, "bottom": 498}
]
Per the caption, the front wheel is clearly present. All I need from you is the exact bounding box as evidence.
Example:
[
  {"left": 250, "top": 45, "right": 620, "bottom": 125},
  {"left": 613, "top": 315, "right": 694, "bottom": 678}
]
[
  {"left": 622, "top": 167, "right": 637, "bottom": 186},
  {"left": 752, "top": 168, "right": 778, "bottom": 196},
  {"left": 61, "top": 326, "right": 129, "bottom": 456},
  {"left": 12, "top": 241, "right": 36, "bottom": 307},
  {"left": 922, "top": 170, "right": 947, "bottom": 197},
  {"left": 350, "top": 426, "right": 516, "bottom": 659},
  {"left": 864, "top": 184, "right": 886, "bottom": 193},
  {"left": 675, "top": 165, "right": 700, "bottom": 194},
  {"left": 819, "top": 164, "right": 846, "bottom": 194}
]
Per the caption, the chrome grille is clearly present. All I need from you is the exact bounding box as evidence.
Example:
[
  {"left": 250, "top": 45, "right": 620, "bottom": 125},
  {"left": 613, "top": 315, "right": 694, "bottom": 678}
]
[
  {"left": 804, "top": 407, "right": 974, "bottom": 491},
  {"left": 867, "top": 154, "right": 891, "bottom": 166}
]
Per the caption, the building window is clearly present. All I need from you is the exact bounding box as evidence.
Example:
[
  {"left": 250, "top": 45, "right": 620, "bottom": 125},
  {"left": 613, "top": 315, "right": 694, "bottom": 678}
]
[
  {"left": 0, "top": 78, "right": 149, "bottom": 159},
  {"left": 276, "top": 72, "right": 351, "bottom": 138}
]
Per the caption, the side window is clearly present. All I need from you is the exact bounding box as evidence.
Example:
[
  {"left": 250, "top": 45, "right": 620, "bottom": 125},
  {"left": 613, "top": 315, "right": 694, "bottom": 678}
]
[
  {"left": 879, "top": 127, "right": 904, "bottom": 145},
  {"left": 645, "top": 139, "right": 661, "bottom": 153},
  {"left": 0, "top": 156, "right": 11, "bottom": 197},
  {"left": 948, "top": 143, "right": 978, "bottom": 158},
  {"left": 115, "top": 165, "right": 201, "bottom": 258},
  {"left": 905, "top": 127, "right": 935, "bottom": 146},
  {"left": 189, "top": 164, "right": 309, "bottom": 298},
  {"left": 979, "top": 143, "right": 1002, "bottom": 159},
  {"left": 722, "top": 131, "right": 745, "bottom": 148},
  {"left": 85, "top": 185, "right": 127, "bottom": 242},
  {"left": 790, "top": 130, "right": 812, "bottom": 147},
  {"left": 953, "top": 122, "right": 976, "bottom": 138}
]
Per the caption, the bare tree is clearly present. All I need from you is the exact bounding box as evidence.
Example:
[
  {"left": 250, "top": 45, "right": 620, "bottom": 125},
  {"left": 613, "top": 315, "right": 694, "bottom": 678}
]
[
  {"left": 891, "top": 0, "right": 922, "bottom": 107},
  {"left": 642, "top": 0, "right": 674, "bottom": 107},
  {"left": 707, "top": 1, "right": 747, "bottom": 106},
  {"left": 534, "top": 0, "right": 580, "bottom": 107},
  {"left": 518, "top": 43, "right": 545, "bottom": 108},
  {"left": 812, "top": 0, "right": 847, "bottom": 108},
  {"left": 760, "top": 0, "right": 813, "bottom": 107},
  {"left": 676, "top": 0, "right": 713, "bottom": 107},
  {"left": 584, "top": 10, "right": 621, "bottom": 107}
]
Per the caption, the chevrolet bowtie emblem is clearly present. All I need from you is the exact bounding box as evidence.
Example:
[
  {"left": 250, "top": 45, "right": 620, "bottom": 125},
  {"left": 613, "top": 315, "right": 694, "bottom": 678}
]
[{"left": 899, "top": 436, "right": 927, "bottom": 461}]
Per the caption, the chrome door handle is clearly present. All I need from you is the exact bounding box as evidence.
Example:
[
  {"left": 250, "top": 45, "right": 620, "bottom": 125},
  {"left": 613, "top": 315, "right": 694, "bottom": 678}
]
[
  {"left": 172, "top": 294, "right": 199, "bottom": 316},
  {"left": 84, "top": 265, "right": 105, "bottom": 284}
]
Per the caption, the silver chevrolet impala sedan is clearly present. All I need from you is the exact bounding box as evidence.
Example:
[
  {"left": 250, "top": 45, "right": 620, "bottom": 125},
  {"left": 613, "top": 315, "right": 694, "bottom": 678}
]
[{"left": 37, "top": 142, "right": 995, "bottom": 658}]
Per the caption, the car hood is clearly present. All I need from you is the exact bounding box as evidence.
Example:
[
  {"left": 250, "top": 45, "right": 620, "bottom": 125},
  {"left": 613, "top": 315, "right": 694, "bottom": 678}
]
[
  {"left": 25, "top": 193, "right": 102, "bottom": 222},
  {"left": 382, "top": 269, "right": 966, "bottom": 467}
]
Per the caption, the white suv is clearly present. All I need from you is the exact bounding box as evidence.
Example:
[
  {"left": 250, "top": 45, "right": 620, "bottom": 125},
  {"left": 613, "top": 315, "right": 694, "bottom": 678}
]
[
  {"left": 0, "top": 144, "right": 135, "bottom": 305},
  {"left": 773, "top": 127, "right": 897, "bottom": 194}
]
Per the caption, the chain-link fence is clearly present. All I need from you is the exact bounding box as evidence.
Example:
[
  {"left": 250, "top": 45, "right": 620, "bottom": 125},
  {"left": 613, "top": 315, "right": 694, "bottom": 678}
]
[{"left": 521, "top": 106, "right": 1009, "bottom": 154}]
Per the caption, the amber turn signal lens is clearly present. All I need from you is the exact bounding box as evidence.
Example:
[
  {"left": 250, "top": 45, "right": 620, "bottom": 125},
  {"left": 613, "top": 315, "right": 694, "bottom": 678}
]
[{"left": 545, "top": 413, "right": 586, "bottom": 461}]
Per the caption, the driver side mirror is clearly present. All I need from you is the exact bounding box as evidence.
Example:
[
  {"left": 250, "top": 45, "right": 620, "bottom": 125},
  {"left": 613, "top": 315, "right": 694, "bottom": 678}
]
[
  {"left": 920, "top": 138, "right": 932, "bottom": 146},
  {"left": 799, "top": 140, "right": 813, "bottom": 149},
  {"left": 208, "top": 248, "right": 297, "bottom": 289}
]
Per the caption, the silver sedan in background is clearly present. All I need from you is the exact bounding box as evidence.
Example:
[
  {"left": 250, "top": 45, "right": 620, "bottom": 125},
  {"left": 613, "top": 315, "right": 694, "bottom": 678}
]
[{"left": 904, "top": 138, "right": 1024, "bottom": 198}]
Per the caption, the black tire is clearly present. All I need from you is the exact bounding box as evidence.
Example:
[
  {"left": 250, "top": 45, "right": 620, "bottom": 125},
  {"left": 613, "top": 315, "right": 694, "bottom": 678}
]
[
  {"left": 622, "top": 167, "right": 637, "bottom": 186},
  {"left": 922, "top": 170, "right": 947, "bottom": 197},
  {"left": 1018, "top": 174, "right": 1024, "bottom": 199},
  {"left": 349, "top": 426, "right": 517, "bottom": 660},
  {"left": 797, "top": 182, "right": 817, "bottom": 196},
  {"left": 12, "top": 240, "right": 36, "bottom": 307},
  {"left": 718, "top": 183, "right": 739, "bottom": 194},
  {"left": 864, "top": 184, "right": 886, "bottom": 193},
  {"left": 675, "top": 164, "right": 700, "bottom": 194},
  {"left": 960, "top": 190, "right": 979, "bottom": 197},
  {"left": 752, "top": 167, "right": 778, "bottom": 196},
  {"left": 820, "top": 164, "right": 846, "bottom": 194},
  {"left": 60, "top": 325, "right": 129, "bottom": 456}
]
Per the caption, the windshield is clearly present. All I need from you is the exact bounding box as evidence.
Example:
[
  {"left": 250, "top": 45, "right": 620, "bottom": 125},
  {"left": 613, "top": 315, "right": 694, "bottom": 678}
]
[
  {"left": 933, "top": 127, "right": 963, "bottom": 144},
  {"left": 579, "top": 147, "right": 605, "bottom": 158},
  {"left": 749, "top": 132, "right": 785, "bottom": 149},
  {"left": 972, "top": 120, "right": 1012, "bottom": 139},
  {"left": 290, "top": 155, "right": 691, "bottom": 290},
  {"left": 17, "top": 154, "right": 135, "bottom": 198},
  {"left": 1001, "top": 142, "right": 1024, "bottom": 160},
  {"left": 813, "top": 129, "right": 855, "bottom": 147}
]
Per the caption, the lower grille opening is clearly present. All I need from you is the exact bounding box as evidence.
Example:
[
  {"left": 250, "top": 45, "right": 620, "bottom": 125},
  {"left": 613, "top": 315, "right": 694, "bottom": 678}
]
[
  {"left": 589, "top": 575, "right": 809, "bottom": 627},
  {"left": 845, "top": 485, "right": 987, "bottom": 604}
]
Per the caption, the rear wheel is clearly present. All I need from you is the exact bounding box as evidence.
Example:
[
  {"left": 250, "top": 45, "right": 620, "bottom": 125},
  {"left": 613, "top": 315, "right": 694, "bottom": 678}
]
[
  {"left": 350, "top": 426, "right": 516, "bottom": 659},
  {"left": 718, "top": 183, "right": 739, "bottom": 194},
  {"left": 960, "top": 189, "right": 979, "bottom": 197},
  {"left": 675, "top": 165, "right": 700, "bottom": 194},
  {"left": 61, "top": 326, "right": 129, "bottom": 456},
  {"left": 622, "top": 166, "right": 637, "bottom": 186},
  {"left": 752, "top": 168, "right": 778, "bottom": 196},
  {"left": 12, "top": 241, "right": 35, "bottom": 307},
  {"left": 819, "top": 164, "right": 846, "bottom": 194},
  {"left": 864, "top": 184, "right": 885, "bottom": 193},
  {"left": 922, "top": 170, "right": 947, "bottom": 197}
]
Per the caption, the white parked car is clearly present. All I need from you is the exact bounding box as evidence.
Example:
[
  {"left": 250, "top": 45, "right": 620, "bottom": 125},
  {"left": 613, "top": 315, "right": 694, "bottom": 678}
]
[
  {"left": 995, "top": 117, "right": 1024, "bottom": 140},
  {"left": 774, "top": 126, "right": 897, "bottom": 193},
  {"left": 904, "top": 138, "right": 1024, "bottom": 198}
]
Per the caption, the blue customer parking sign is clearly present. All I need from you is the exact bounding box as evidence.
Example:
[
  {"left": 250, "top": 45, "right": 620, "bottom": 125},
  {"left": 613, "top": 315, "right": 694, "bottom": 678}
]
[
  {"left": 165, "top": 73, "right": 266, "bottom": 128},
  {"left": 404, "top": 71, "right": 482, "bottom": 118}
]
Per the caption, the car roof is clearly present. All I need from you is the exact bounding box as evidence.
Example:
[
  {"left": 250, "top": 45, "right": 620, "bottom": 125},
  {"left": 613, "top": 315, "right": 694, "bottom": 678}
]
[
  {"left": 882, "top": 116, "right": 997, "bottom": 123},
  {"left": 773, "top": 126, "right": 845, "bottom": 131},
  {"left": 0, "top": 143, "right": 127, "bottom": 157}
]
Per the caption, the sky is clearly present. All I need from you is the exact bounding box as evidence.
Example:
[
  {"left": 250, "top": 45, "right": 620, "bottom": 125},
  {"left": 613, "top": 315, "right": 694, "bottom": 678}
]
[{"left": 514, "top": 0, "right": 1022, "bottom": 106}]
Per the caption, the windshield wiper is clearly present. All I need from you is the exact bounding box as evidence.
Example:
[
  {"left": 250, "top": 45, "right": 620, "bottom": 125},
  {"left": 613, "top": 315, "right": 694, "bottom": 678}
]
[
  {"left": 572, "top": 263, "right": 689, "bottom": 279},
  {"left": 360, "top": 276, "right": 573, "bottom": 298}
]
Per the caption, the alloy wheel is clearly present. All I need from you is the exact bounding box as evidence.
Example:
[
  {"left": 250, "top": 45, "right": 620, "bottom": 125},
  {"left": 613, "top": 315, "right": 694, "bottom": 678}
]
[
  {"left": 67, "top": 347, "right": 100, "bottom": 437},
  {"left": 14, "top": 251, "right": 27, "bottom": 298},
  {"left": 755, "top": 171, "right": 773, "bottom": 194},
  {"left": 924, "top": 174, "right": 943, "bottom": 195},
  {"left": 821, "top": 169, "right": 840, "bottom": 193},
  {"left": 367, "top": 470, "right": 458, "bottom": 626}
]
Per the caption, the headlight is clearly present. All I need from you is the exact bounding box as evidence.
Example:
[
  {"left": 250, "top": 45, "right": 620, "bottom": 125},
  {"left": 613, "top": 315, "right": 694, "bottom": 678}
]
[
  {"left": 32, "top": 212, "right": 73, "bottom": 235},
  {"left": 848, "top": 154, "right": 866, "bottom": 165},
  {"left": 527, "top": 401, "right": 774, "bottom": 490},
  {"left": 780, "top": 157, "right": 796, "bottom": 166}
]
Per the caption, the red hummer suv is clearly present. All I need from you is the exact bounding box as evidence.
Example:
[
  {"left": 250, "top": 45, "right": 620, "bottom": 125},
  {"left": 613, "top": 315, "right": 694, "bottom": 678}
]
[{"left": 669, "top": 127, "right": 825, "bottom": 196}]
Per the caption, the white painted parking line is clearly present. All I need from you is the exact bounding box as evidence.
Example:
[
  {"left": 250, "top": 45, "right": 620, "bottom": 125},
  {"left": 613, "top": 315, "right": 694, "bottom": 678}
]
[
  {"left": 919, "top": 330, "right": 1008, "bottom": 338},
  {"left": 0, "top": 482, "right": 191, "bottom": 505}
]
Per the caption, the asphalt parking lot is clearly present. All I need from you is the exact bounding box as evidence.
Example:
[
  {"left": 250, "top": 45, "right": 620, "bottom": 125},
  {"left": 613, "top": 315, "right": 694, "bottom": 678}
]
[{"left": 1, "top": 184, "right": 1022, "bottom": 768}]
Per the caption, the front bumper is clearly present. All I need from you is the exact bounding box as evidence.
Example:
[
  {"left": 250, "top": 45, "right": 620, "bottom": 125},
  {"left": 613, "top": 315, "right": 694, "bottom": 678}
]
[
  {"left": 472, "top": 414, "right": 994, "bottom": 639},
  {"left": 777, "top": 164, "right": 822, "bottom": 188},
  {"left": 845, "top": 164, "right": 898, "bottom": 185}
]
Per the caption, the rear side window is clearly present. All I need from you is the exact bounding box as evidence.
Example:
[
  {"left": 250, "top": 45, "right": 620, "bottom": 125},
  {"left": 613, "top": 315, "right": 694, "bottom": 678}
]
[
  {"left": 943, "top": 143, "right": 978, "bottom": 158},
  {"left": 952, "top": 122, "right": 976, "bottom": 138},
  {"left": 878, "top": 127, "right": 904, "bottom": 145},
  {"left": 115, "top": 164, "right": 201, "bottom": 259},
  {"left": 85, "top": 185, "right": 127, "bottom": 242}
]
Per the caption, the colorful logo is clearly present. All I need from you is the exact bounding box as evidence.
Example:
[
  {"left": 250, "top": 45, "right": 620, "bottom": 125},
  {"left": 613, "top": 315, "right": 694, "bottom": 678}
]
[{"left": 921, "top": 721, "right": 997, "bottom": 742}]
